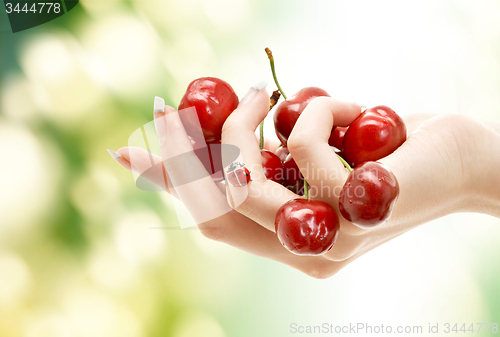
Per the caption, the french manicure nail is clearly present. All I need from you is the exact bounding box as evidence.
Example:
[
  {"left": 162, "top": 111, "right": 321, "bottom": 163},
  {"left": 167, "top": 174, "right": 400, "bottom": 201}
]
[
  {"left": 153, "top": 96, "right": 165, "bottom": 113},
  {"left": 239, "top": 80, "right": 268, "bottom": 106},
  {"left": 356, "top": 102, "right": 367, "bottom": 111},
  {"left": 251, "top": 80, "right": 267, "bottom": 91},
  {"left": 107, "top": 149, "right": 122, "bottom": 160}
]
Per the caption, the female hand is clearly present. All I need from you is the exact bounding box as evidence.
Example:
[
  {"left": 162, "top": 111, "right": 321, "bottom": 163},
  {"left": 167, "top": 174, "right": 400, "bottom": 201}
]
[{"left": 110, "top": 84, "right": 500, "bottom": 278}]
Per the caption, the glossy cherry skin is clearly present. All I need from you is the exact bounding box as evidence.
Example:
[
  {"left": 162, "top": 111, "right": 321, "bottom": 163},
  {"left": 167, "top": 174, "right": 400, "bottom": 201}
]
[
  {"left": 283, "top": 154, "right": 303, "bottom": 189},
  {"left": 328, "top": 126, "right": 348, "bottom": 151},
  {"left": 342, "top": 105, "right": 406, "bottom": 168},
  {"left": 179, "top": 77, "right": 239, "bottom": 143},
  {"left": 339, "top": 161, "right": 399, "bottom": 228},
  {"left": 261, "top": 150, "right": 284, "bottom": 184},
  {"left": 275, "top": 199, "right": 340, "bottom": 256},
  {"left": 274, "top": 87, "right": 330, "bottom": 146}
]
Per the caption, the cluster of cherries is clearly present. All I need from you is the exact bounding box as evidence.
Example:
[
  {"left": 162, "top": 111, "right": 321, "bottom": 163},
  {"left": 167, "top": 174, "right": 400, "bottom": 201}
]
[{"left": 176, "top": 48, "right": 406, "bottom": 257}]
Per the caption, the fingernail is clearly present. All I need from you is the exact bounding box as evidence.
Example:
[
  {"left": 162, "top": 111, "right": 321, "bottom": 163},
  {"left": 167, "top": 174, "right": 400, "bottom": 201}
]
[
  {"left": 153, "top": 96, "right": 165, "bottom": 113},
  {"left": 107, "top": 149, "right": 122, "bottom": 160},
  {"left": 356, "top": 103, "right": 367, "bottom": 111},
  {"left": 251, "top": 80, "right": 268, "bottom": 91},
  {"left": 239, "top": 80, "right": 268, "bottom": 106}
]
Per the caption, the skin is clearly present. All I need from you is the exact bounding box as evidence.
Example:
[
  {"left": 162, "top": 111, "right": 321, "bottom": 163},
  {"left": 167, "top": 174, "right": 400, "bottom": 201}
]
[{"left": 111, "top": 87, "right": 500, "bottom": 279}]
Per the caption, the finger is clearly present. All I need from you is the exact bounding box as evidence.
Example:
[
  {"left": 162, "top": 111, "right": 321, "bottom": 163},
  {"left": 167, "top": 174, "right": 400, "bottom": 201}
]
[
  {"left": 228, "top": 179, "right": 299, "bottom": 232},
  {"left": 402, "top": 113, "right": 437, "bottom": 134},
  {"left": 110, "top": 146, "right": 173, "bottom": 193},
  {"left": 111, "top": 146, "right": 228, "bottom": 196},
  {"left": 222, "top": 82, "right": 269, "bottom": 210},
  {"left": 153, "top": 98, "right": 231, "bottom": 225},
  {"left": 221, "top": 82, "right": 298, "bottom": 231},
  {"left": 263, "top": 137, "right": 281, "bottom": 153},
  {"left": 222, "top": 82, "right": 269, "bottom": 182},
  {"left": 287, "top": 97, "right": 362, "bottom": 204},
  {"left": 108, "top": 148, "right": 132, "bottom": 171}
]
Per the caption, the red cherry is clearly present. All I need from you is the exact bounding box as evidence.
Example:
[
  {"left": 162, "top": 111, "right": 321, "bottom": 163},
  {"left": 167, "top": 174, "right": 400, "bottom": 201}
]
[
  {"left": 342, "top": 105, "right": 406, "bottom": 168},
  {"left": 339, "top": 161, "right": 399, "bottom": 228},
  {"left": 179, "top": 77, "right": 239, "bottom": 143},
  {"left": 283, "top": 154, "right": 303, "bottom": 190},
  {"left": 328, "top": 126, "right": 348, "bottom": 151},
  {"left": 275, "top": 199, "right": 340, "bottom": 256},
  {"left": 273, "top": 87, "right": 330, "bottom": 146},
  {"left": 275, "top": 146, "right": 290, "bottom": 162},
  {"left": 261, "top": 150, "right": 284, "bottom": 184}
]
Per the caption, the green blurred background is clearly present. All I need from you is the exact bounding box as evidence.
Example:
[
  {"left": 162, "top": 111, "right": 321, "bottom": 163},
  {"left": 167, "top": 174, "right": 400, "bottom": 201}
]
[{"left": 1, "top": 0, "right": 500, "bottom": 336}]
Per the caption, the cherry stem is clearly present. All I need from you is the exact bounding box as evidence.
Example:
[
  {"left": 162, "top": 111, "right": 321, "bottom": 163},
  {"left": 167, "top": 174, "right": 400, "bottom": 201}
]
[
  {"left": 265, "top": 48, "right": 288, "bottom": 100},
  {"left": 269, "top": 89, "right": 281, "bottom": 110},
  {"left": 304, "top": 180, "right": 309, "bottom": 200},
  {"left": 260, "top": 90, "right": 281, "bottom": 151},
  {"left": 336, "top": 154, "right": 353, "bottom": 172},
  {"left": 259, "top": 121, "right": 264, "bottom": 150}
]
